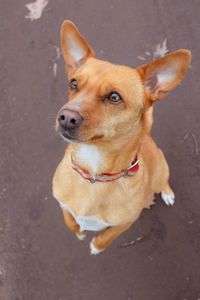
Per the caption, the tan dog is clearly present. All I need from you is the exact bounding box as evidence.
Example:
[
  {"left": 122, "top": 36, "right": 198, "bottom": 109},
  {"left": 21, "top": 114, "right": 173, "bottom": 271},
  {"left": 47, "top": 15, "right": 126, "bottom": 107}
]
[{"left": 53, "top": 20, "right": 191, "bottom": 255}]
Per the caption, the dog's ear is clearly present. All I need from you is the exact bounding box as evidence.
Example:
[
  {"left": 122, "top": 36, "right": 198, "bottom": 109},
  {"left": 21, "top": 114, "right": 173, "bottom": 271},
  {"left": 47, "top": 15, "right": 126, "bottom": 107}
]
[
  {"left": 138, "top": 50, "right": 191, "bottom": 101},
  {"left": 61, "top": 20, "right": 95, "bottom": 74}
]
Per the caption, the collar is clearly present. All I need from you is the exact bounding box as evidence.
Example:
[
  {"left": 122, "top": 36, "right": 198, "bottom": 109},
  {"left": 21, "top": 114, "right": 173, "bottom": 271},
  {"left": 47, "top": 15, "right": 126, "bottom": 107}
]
[{"left": 71, "top": 154, "right": 139, "bottom": 183}]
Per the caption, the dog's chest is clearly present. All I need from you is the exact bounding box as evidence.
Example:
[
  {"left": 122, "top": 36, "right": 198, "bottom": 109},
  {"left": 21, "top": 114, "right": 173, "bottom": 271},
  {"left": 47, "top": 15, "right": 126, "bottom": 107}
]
[
  {"left": 76, "top": 144, "right": 102, "bottom": 173},
  {"left": 59, "top": 200, "right": 112, "bottom": 232}
]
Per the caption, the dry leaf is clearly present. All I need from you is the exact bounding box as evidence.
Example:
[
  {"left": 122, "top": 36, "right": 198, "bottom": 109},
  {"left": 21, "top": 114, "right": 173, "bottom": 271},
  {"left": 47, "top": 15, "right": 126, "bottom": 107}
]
[
  {"left": 25, "top": 0, "right": 48, "bottom": 21},
  {"left": 153, "top": 39, "right": 168, "bottom": 58}
]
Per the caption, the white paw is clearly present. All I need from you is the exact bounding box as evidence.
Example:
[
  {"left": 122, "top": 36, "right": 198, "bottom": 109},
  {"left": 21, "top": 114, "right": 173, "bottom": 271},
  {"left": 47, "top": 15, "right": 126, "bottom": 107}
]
[
  {"left": 90, "top": 239, "right": 104, "bottom": 255},
  {"left": 161, "top": 192, "right": 175, "bottom": 206},
  {"left": 76, "top": 232, "right": 86, "bottom": 241}
]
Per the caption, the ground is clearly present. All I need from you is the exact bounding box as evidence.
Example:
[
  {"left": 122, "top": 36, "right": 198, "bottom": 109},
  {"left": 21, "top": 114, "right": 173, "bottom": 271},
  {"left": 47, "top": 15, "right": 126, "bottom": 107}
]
[{"left": 0, "top": 1, "right": 200, "bottom": 299}]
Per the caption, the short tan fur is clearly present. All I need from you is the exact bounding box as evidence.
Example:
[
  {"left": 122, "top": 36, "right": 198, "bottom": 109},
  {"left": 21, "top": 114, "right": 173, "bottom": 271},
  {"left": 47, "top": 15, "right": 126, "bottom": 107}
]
[{"left": 53, "top": 20, "right": 191, "bottom": 255}]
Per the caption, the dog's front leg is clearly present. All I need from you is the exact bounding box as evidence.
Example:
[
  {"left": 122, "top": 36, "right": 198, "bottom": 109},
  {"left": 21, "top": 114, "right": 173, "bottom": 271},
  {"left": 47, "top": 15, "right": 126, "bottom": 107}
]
[
  {"left": 61, "top": 208, "right": 87, "bottom": 240},
  {"left": 90, "top": 223, "right": 132, "bottom": 255}
]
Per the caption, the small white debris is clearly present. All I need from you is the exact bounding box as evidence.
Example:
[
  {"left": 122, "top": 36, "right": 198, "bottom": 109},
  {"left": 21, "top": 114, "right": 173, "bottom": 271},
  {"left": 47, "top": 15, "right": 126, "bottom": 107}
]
[
  {"left": 145, "top": 51, "right": 151, "bottom": 56},
  {"left": 54, "top": 45, "right": 61, "bottom": 60},
  {"left": 191, "top": 133, "right": 199, "bottom": 156},
  {"left": 0, "top": 265, "right": 5, "bottom": 277},
  {"left": 52, "top": 46, "right": 61, "bottom": 77},
  {"left": 120, "top": 236, "right": 144, "bottom": 248},
  {"left": 137, "top": 40, "right": 169, "bottom": 63},
  {"left": 25, "top": 0, "right": 48, "bottom": 21},
  {"left": 53, "top": 62, "right": 57, "bottom": 77},
  {"left": 182, "top": 131, "right": 190, "bottom": 142},
  {"left": 186, "top": 276, "right": 190, "bottom": 281},
  {"left": 137, "top": 55, "right": 146, "bottom": 61},
  {"left": 153, "top": 38, "right": 168, "bottom": 58}
]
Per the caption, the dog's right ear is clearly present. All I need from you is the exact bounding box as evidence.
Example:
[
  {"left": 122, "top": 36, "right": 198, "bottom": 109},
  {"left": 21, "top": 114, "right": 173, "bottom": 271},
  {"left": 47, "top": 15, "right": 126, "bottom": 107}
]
[
  {"left": 137, "top": 50, "right": 191, "bottom": 102},
  {"left": 61, "top": 20, "right": 95, "bottom": 74}
]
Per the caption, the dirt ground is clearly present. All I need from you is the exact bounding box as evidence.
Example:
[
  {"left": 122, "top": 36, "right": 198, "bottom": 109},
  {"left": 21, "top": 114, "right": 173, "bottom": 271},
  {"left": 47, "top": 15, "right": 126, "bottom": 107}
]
[{"left": 0, "top": 1, "right": 200, "bottom": 299}]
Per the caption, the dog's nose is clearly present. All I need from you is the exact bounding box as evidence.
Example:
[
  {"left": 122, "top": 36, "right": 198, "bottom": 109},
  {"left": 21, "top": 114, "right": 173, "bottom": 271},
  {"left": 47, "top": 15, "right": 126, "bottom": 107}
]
[{"left": 58, "top": 109, "right": 84, "bottom": 130}]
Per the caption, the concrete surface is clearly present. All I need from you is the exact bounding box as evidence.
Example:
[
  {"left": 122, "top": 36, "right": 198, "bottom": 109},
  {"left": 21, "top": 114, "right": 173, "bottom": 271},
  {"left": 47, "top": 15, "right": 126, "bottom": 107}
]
[{"left": 0, "top": 0, "right": 200, "bottom": 299}]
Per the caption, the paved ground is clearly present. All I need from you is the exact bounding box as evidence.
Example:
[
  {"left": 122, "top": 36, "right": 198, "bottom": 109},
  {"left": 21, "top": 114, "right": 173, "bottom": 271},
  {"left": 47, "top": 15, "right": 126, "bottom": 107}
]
[{"left": 0, "top": 1, "right": 200, "bottom": 299}]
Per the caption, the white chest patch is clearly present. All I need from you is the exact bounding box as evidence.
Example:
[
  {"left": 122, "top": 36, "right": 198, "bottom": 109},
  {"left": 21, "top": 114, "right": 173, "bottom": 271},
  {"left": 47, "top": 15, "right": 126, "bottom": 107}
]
[
  {"left": 76, "top": 144, "right": 102, "bottom": 173},
  {"left": 58, "top": 201, "right": 111, "bottom": 232}
]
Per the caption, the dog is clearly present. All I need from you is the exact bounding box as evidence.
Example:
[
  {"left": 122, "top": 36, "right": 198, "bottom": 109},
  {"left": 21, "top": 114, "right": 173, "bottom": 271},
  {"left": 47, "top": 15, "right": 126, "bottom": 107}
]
[{"left": 53, "top": 20, "right": 191, "bottom": 255}]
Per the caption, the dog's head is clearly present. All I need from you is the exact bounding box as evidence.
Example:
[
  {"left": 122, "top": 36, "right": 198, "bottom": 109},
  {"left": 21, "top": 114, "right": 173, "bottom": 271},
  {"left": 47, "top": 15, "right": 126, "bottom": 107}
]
[{"left": 56, "top": 20, "right": 191, "bottom": 144}]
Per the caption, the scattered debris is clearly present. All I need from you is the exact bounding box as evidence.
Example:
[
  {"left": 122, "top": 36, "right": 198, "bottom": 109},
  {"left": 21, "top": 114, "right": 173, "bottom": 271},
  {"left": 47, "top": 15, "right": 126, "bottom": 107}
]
[
  {"left": 53, "top": 62, "right": 57, "bottom": 77},
  {"left": 182, "top": 131, "right": 199, "bottom": 156},
  {"left": 137, "top": 55, "right": 146, "bottom": 61},
  {"left": 153, "top": 38, "right": 168, "bottom": 58},
  {"left": 25, "top": 0, "right": 48, "bottom": 21},
  {"left": 119, "top": 236, "right": 144, "bottom": 248},
  {"left": 0, "top": 187, "right": 7, "bottom": 199},
  {"left": 137, "top": 39, "right": 169, "bottom": 62},
  {"left": 20, "top": 238, "right": 26, "bottom": 249},
  {"left": 145, "top": 51, "right": 151, "bottom": 56},
  {"left": 191, "top": 133, "right": 199, "bottom": 156},
  {"left": 54, "top": 45, "right": 61, "bottom": 60},
  {"left": 100, "top": 49, "right": 105, "bottom": 55},
  {"left": 148, "top": 255, "right": 154, "bottom": 261},
  {"left": 52, "top": 45, "right": 61, "bottom": 77},
  {"left": 0, "top": 265, "right": 5, "bottom": 277},
  {"left": 186, "top": 276, "right": 190, "bottom": 281},
  {"left": 182, "top": 131, "right": 190, "bottom": 143},
  {"left": 188, "top": 220, "right": 194, "bottom": 225}
]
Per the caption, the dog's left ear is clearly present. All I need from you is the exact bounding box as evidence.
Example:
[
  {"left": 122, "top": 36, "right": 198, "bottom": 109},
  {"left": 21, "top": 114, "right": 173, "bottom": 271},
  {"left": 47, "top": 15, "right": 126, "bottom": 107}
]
[
  {"left": 138, "top": 50, "right": 191, "bottom": 101},
  {"left": 61, "top": 20, "right": 95, "bottom": 74}
]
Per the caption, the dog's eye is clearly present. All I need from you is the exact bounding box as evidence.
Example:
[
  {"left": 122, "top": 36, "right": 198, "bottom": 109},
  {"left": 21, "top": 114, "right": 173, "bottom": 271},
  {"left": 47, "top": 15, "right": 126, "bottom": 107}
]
[
  {"left": 108, "top": 92, "right": 122, "bottom": 103},
  {"left": 69, "top": 79, "right": 78, "bottom": 90}
]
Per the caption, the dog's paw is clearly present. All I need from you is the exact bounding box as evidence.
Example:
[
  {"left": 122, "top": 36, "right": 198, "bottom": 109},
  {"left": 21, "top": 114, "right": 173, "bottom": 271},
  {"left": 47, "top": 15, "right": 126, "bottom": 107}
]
[
  {"left": 76, "top": 231, "right": 87, "bottom": 241},
  {"left": 90, "top": 238, "right": 104, "bottom": 255},
  {"left": 161, "top": 192, "right": 175, "bottom": 206}
]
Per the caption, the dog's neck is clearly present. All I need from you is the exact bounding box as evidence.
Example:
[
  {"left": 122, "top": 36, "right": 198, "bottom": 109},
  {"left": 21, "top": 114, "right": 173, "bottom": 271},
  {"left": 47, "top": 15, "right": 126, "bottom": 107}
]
[{"left": 72, "top": 134, "right": 143, "bottom": 175}]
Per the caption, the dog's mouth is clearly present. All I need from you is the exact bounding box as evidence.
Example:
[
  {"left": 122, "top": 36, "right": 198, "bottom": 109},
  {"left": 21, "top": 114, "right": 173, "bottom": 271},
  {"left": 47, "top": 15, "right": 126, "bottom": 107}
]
[
  {"left": 59, "top": 132, "right": 81, "bottom": 143},
  {"left": 58, "top": 130, "right": 104, "bottom": 144}
]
